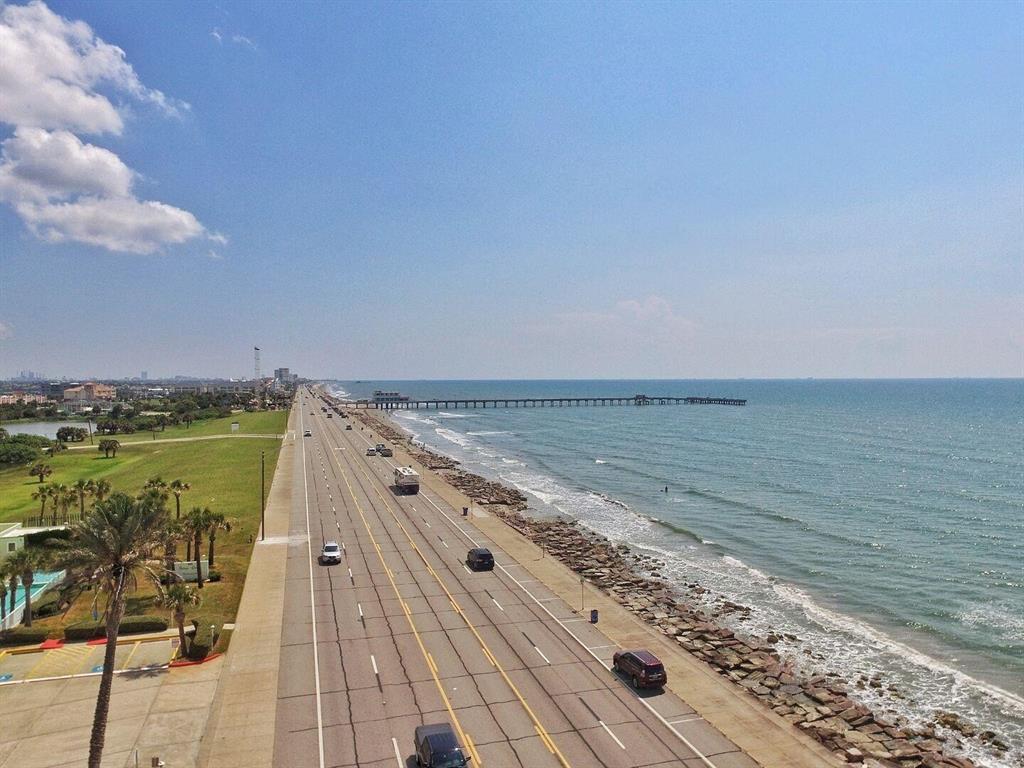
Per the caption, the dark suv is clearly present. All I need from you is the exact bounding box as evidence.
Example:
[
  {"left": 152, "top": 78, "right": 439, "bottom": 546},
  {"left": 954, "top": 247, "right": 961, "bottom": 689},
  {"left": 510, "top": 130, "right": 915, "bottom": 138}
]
[
  {"left": 612, "top": 649, "right": 667, "bottom": 689},
  {"left": 414, "top": 723, "right": 471, "bottom": 767},
  {"left": 465, "top": 548, "right": 494, "bottom": 572}
]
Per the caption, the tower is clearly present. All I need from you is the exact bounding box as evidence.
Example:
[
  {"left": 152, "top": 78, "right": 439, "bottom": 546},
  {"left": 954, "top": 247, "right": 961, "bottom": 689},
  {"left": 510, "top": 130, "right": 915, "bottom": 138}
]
[{"left": 254, "top": 346, "right": 261, "bottom": 381}]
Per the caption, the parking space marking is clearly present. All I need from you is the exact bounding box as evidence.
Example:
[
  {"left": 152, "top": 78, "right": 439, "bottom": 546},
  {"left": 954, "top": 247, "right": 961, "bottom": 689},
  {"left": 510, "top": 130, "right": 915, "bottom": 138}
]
[{"left": 392, "top": 737, "right": 403, "bottom": 767}]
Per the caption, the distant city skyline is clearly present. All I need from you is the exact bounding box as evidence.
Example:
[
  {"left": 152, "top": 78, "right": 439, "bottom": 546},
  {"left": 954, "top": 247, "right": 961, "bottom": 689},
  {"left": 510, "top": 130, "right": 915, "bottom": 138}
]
[{"left": 1, "top": 1, "right": 1021, "bottom": 379}]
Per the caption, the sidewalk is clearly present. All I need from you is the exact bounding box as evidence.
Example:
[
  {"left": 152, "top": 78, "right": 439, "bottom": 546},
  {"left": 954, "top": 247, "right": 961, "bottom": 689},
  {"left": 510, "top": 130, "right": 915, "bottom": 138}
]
[{"left": 197, "top": 408, "right": 297, "bottom": 768}]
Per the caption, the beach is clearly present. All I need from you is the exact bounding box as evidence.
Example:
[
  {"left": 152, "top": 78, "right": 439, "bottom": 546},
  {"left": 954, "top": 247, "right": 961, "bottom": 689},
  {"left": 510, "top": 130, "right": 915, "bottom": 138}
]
[{"left": 335, "top": 393, "right": 1017, "bottom": 768}]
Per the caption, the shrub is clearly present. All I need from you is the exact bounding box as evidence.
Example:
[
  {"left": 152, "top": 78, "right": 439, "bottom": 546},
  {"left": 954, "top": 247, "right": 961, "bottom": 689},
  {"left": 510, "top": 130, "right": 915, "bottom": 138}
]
[
  {"left": 0, "top": 626, "right": 49, "bottom": 646},
  {"left": 0, "top": 441, "right": 42, "bottom": 466},
  {"left": 119, "top": 616, "right": 168, "bottom": 634},
  {"left": 65, "top": 615, "right": 168, "bottom": 641},
  {"left": 31, "top": 590, "right": 62, "bottom": 619},
  {"left": 208, "top": 569, "right": 222, "bottom": 582},
  {"left": 186, "top": 617, "right": 219, "bottom": 660},
  {"left": 25, "top": 528, "right": 71, "bottom": 547}
]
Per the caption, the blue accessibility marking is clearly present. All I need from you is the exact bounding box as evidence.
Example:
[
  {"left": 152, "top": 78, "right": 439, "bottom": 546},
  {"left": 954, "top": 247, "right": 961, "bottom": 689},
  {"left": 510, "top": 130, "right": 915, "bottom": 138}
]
[
  {"left": 0, "top": 673, "right": 12, "bottom": 682},
  {"left": 91, "top": 664, "right": 104, "bottom": 673}
]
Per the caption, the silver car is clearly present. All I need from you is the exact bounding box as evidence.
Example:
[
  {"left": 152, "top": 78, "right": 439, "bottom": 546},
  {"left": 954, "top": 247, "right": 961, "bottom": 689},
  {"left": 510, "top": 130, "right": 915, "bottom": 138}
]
[{"left": 319, "top": 541, "right": 342, "bottom": 565}]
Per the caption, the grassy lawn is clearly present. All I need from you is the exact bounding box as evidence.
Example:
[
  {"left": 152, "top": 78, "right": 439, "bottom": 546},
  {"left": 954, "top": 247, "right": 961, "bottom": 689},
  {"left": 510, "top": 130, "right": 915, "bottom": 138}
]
[
  {"left": 98, "top": 409, "right": 288, "bottom": 442},
  {"left": 1, "top": 415, "right": 286, "bottom": 640}
]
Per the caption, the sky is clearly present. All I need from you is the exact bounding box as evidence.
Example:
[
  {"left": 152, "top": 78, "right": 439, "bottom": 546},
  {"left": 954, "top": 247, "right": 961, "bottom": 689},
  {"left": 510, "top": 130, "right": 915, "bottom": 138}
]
[{"left": 0, "top": 0, "right": 1021, "bottom": 380}]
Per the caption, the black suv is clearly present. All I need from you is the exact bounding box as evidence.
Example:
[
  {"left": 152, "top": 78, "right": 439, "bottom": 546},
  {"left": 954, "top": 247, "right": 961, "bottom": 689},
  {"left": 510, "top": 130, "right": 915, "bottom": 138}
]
[
  {"left": 465, "top": 548, "right": 494, "bottom": 572},
  {"left": 414, "top": 723, "right": 471, "bottom": 767},
  {"left": 612, "top": 649, "right": 667, "bottom": 689}
]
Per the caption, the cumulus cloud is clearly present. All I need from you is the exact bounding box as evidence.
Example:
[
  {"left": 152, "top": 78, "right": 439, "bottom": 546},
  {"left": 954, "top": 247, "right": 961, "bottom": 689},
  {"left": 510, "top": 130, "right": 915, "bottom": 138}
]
[{"left": 0, "top": 1, "right": 221, "bottom": 255}]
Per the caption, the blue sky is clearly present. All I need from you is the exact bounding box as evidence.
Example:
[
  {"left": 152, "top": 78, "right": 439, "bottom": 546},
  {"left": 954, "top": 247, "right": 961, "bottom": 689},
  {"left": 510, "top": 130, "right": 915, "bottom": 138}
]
[{"left": 1, "top": 0, "right": 1021, "bottom": 379}]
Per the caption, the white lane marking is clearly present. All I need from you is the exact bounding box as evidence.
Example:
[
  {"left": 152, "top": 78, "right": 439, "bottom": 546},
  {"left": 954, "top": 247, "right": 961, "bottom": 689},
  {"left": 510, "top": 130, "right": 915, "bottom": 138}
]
[
  {"left": 347, "top": 567, "right": 353, "bottom": 579},
  {"left": 463, "top": 564, "right": 472, "bottom": 574},
  {"left": 534, "top": 645, "right": 551, "bottom": 664},
  {"left": 588, "top": 644, "right": 616, "bottom": 651},
  {"left": 600, "top": 720, "right": 626, "bottom": 749},
  {"left": 442, "top": 539, "right": 449, "bottom": 548},
  {"left": 336, "top": 522, "right": 341, "bottom": 530},
  {"left": 358, "top": 603, "right": 364, "bottom": 620},
  {"left": 392, "top": 737, "right": 403, "bottom": 767},
  {"left": 298, "top": 408, "right": 326, "bottom": 768},
  {"left": 492, "top": 597, "right": 504, "bottom": 611},
  {"left": 423, "top": 519, "right": 431, "bottom": 528},
  {"left": 370, "top": 654, "right": 379, "bottom": 675},
  {"left": 415, "top": 488, "right": 722, "bottom": 768},
  {"left": 669, "top": 715, "right": 704, "bottom": 725}
]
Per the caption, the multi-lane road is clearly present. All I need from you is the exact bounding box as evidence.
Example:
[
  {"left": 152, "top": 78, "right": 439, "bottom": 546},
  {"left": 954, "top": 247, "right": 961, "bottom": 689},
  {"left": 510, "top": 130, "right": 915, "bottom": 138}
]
[{"left": 273, "top": 390, "right": 759, "bottom": 768}]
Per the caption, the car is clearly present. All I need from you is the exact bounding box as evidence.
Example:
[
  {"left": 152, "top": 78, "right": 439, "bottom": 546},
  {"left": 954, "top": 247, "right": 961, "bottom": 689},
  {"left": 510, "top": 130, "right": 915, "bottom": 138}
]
[
  {"left": 378, "top": 447, "right": 393, "bottom": 457},
  {"left": 345, "top": 425, "right": 352, "bottom": 430},
  {"left": 303, "top": 430, "right": 312, "bottom": 437},
  {"left": 465, "top": 548, "right": 494, "bottom": 571},
  {"left": 366, "top": 447, "right": 377, "bottom": 456},
  {"left": 612, "top": 649, "right": 667, "bottom": 689},
  {"left": 413, "top": 723, "right": 470, "bottom": 768},
  {"left": 327, "top": 414, "right": 333, "bottom": 418},
  {"left": 319, "top": 541, "right": 342, "bottom": 565}
]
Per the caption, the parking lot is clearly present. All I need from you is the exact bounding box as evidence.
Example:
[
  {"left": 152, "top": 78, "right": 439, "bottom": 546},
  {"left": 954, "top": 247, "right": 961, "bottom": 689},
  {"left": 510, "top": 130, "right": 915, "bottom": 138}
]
[{"left": 0, "top": 637, "right": 176, "bottom": 684}]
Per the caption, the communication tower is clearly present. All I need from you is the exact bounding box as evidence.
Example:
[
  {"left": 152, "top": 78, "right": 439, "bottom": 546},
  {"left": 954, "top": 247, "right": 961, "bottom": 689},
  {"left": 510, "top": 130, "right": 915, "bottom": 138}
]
[{"left": 254, "top": 346, "right": 261, "bottom": 381}]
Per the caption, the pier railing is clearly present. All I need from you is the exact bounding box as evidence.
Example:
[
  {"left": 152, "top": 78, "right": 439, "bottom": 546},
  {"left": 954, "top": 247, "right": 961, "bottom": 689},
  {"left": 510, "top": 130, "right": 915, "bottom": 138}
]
[{"left": 348, "top": 395, "right": 746, "bottom": 410}]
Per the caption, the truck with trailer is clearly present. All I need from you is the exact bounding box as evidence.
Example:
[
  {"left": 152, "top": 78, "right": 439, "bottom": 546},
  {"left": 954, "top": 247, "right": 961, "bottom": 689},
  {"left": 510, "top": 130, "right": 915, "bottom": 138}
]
[{"left": 393, "top": 466, "right": 420, "bottom": 495}]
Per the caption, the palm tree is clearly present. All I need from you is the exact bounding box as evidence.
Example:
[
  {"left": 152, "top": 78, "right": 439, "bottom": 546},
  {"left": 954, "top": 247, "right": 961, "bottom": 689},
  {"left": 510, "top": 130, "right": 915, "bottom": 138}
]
[
  {"left": 29, "top": 463, "right": 52, "bottom": 483},
  {"left": 91, "top": 479, "right": 112, "bottom": 504},
  {"left": 31, "top": 486, "right": 50, "bottom": 517},
  {"left": 0, "top": 574, "right": 7, "bottom": 627},
  {"left": 6, "top": 549, "right": 40, "bottom": 626},
  {"left": 162, "top": 518, "right": 186, "bottom": 577},
  {"left": 6, "top": 567, "right": 17, "bottom": 616},
  {"left": 72, "top": 479, "right": 92, "bottom": 516},
  {"left": 54, "top": 492, "right": 166, "bottom": 768},
  {"left": 183, "top": 507, "right": 212, "bottom": 589},
  {"left": 98, "top": 439, "right": 120, "bottom": 458},
  {"left": 205, "top": 511, "right": 232, "bottom": 569},
  {"left": 168, "top": 479, "right": 191, "bottom": 520},
  {"left": 160, "top": 582, "right": 201, "bottom": 658}
]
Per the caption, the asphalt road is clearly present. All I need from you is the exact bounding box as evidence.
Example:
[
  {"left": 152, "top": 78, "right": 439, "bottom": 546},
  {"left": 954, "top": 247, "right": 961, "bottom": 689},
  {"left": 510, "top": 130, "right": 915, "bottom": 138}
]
[{"left": 273, "top": 391, "right": 758, "bottom": 768}]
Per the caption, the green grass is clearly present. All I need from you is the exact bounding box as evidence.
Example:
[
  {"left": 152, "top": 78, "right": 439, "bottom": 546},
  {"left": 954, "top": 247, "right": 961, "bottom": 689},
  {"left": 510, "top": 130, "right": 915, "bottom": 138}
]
[
  {"left": 0, "top": 417, "right": 286, "bottom": 638},
  {"left": 105, "top": 409, "right": 288, "bottom": 441}
]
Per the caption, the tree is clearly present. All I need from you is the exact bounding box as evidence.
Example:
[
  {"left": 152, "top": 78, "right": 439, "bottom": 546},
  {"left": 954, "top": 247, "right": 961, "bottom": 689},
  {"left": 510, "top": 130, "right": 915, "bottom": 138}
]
[
  {"left": 31, "top": 486, "right": 50, "bottom": 517},
  {"left": 91, "top": 479, "right": 112, "bottom": 504},
  {"left": 183, "top": 507, "right": 212, "bottom": 589},
  {"left": 6, "top": 566, "right": 17, "bottom": 616},
  {"left": 6, "top": 549, "right": 41, "bottom": 626},
  {"left": 205, "top": 511, "right": 232, "bottom": 568},
  {"left": 46, "top": 441, "right": 67, "bottom": 457},
  {"left": 54, "top": 493, "right": 166, "bottom": 768},
  {"left": 160, "top": 582, "right": 201, "bottom": 658},
  {"left": 169, "top": 479, "right": 191, "bottom": 520},
  {"left": 162, "top": 518, "right": 185, "bottom": 577},
  {"left": 29, "top": 463, "right": 52, "bottom": 483},
  {"left": 0, "top": 574, "right": 7, "bottom": 626},
  {"left": 98, "top": 439, "right": 120, "bottom": 458},
  {"left": 72, "top": 478, "right": 92, "bottom": 516},
  {"left": 56, "top": 426, "right": 88, "bottom": 443},
  {"left": 182, "top": 411, "right": 195, "bottom": 429}
]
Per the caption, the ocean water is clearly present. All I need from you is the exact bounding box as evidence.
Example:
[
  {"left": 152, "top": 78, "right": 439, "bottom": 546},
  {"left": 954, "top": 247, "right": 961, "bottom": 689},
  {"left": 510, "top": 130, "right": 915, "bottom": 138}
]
[{"left": 331, "top": 379, "right": 1023, "bottom": 767}]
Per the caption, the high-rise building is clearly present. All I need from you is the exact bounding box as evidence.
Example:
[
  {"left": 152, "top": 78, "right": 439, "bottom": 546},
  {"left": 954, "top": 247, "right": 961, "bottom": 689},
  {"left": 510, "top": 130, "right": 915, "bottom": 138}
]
[
  {"left": 274, "top": 367, "right": 290, "bottom": 382},
  {"left": 140, "top": 371, "right": 148, "bottom": 381}
]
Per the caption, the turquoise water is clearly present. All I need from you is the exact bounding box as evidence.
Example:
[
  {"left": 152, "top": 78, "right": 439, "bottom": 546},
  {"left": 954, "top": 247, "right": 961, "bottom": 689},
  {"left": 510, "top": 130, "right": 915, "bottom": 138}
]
[{"left": 333, "top": 379, "right": 1023, "bottom": 766}]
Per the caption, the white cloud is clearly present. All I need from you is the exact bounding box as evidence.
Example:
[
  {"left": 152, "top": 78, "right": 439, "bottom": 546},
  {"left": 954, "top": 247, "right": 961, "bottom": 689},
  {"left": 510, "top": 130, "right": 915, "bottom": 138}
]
[
  {"left": 210, "top": 29, "right": 223, "bottom": 44},
  {"left": 0, "top": 1, "right": 221, "bottom": 255},
  {"left": 231, "top": 34, "right": 256, "bottom": 50},
  {"left": 0, "top": 0, "right": 186, "bottom": 135},
  {"left": 0, "top": 127, "right": 133, "bottom": 202},
  {"left": 0, "top": 321, "right": 12, "bottom": 340}
]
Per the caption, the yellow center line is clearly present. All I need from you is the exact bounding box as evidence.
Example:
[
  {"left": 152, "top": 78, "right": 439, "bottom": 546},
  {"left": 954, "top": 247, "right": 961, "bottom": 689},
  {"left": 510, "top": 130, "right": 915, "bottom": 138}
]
[
  {"left": 119, "top": 640, "right": 141, "bottom": 670},
  {"left": 331, "top": 443, "right": 481, "bottom": 767},
  {"left": 328, "top": 426, "right": 572, "bottom": 768}
]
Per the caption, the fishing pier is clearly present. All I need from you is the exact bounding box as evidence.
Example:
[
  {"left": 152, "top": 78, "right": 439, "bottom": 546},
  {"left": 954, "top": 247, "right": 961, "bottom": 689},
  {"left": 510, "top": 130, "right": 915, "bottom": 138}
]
[{"left": 355, "top": 392, "right": 746, "bottom": 410}]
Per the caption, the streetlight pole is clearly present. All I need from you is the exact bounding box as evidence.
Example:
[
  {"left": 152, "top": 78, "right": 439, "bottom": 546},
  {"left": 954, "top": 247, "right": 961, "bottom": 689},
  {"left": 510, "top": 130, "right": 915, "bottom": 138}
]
[{"left": 260, "top": 450, "right": 266, "bottom": 541}]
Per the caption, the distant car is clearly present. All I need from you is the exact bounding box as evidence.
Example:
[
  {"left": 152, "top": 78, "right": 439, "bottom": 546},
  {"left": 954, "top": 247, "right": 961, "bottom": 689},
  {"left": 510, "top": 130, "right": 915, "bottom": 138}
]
[
  {"left": 414, "top": 723, "right": 470, "bottom": 768},
  {"left": 466, "top": 548, "right": 494, "bottom": 572},
  {"left": 378, "top": 447, "right": 393, "bottom": 457},
  {"left": 366, "top": 447, "right": 377, "bottom": 456},
  {"left": 327, "top": 414, "right": 333, "bottom": 418},
  {"left": 345, "top": 425, "right": 352, "bottom": 430},
  {"left": 319, "top": 541, "right": 342, "bottom": 565},
  {"left": 303, "top": 430, "right": 312, "bottom": 437},
  {"left": 612, "top": 649, "right": 667, "bottom": 689}
]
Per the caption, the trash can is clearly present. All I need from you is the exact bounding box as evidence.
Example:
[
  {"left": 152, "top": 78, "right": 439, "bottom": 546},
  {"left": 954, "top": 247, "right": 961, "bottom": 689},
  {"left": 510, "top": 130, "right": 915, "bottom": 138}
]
[{"left": 590, "top": 609, "right": 599, "bottom": 624}]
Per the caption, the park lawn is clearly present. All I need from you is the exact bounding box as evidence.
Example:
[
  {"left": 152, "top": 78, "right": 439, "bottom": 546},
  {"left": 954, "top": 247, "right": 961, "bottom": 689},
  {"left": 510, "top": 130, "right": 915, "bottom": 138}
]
[
  {"left": 100, "top": 409, "right": 288, "bottom": 442},
  {"left": 1, "top": 430, "right": 284, "bottom": 639}
]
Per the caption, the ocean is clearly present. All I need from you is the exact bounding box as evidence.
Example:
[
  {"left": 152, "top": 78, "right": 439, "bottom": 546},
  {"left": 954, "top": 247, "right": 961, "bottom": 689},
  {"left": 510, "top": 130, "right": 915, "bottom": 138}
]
[{"left": 329, "top": 379, "right": 1023, "bottom": 767}]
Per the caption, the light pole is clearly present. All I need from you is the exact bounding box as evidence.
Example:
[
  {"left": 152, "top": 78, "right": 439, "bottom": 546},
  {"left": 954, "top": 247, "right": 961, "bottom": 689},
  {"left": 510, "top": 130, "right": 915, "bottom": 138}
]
[{"left": 260, "top": 450, "right": 266, "bottom": 541}]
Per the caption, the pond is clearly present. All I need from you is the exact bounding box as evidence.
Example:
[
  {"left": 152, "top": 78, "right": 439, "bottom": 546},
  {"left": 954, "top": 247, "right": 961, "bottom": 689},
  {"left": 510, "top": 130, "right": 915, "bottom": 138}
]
[{"left": 1, "top": 421, "right": 88, "bottom": 440}]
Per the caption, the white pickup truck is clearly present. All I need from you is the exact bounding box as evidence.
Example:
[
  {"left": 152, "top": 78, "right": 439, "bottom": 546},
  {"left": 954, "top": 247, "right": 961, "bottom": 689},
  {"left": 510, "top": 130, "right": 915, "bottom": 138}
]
[{"left": 393, "top": 466, "right": 420, "bottom": 495}]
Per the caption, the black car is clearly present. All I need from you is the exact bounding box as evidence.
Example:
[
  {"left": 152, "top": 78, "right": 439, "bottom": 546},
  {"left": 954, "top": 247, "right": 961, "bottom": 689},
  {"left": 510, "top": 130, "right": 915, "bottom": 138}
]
[
  {"left": 465, "top": 548, "right": 494, "bottom": 571},
  {"left": 414, "top": 723, "right": 470, "bottom": 767}
]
